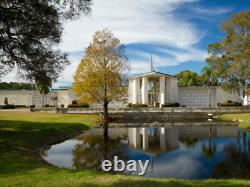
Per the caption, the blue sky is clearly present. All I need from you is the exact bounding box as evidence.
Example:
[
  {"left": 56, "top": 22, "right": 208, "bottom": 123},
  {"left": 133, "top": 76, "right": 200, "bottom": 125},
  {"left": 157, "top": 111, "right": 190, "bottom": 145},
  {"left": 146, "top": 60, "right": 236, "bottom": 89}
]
[{"left": 2, "top": 0, "right": 249, "bottom": 88}]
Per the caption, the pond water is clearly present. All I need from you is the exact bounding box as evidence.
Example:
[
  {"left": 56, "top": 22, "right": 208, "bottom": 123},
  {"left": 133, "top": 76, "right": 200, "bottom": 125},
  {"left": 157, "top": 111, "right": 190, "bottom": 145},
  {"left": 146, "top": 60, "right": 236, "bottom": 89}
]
[{"left": 43, "top": 125, "right": 250, "bottom": 179}]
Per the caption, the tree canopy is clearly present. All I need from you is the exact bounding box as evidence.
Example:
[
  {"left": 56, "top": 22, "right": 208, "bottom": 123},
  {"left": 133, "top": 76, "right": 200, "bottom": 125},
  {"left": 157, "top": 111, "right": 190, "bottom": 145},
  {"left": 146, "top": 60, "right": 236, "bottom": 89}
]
[
  {"left": 73, "top": 29, "right": 130, "bottom": 105},
  {"left": 176, "top": 70, "right": 201, "bottom": 86},
  {"left": 206, "top": 10, "right": 250, "bottom": 91},
  {"left": 0, "top": 0, "right": 92, "bottom": 83},
  {"left": 0, "top": 82, "right": 34, "bottom": 90},
  {"left": 176, "top": 68, "right": 219, "bottom": 87}
]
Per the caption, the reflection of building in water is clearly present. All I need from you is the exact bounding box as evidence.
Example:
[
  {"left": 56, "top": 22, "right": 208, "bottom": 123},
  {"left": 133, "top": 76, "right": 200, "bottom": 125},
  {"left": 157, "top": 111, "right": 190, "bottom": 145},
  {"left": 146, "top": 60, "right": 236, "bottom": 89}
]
[
  {"left": 128, "top": 126, "right": 239, "bottom": 156},
  {"left": 128, "top": 128, "right": 179, "bottom": 156},
  {"left": 79, "top": 126, "right": 239, "bottom": 156}
]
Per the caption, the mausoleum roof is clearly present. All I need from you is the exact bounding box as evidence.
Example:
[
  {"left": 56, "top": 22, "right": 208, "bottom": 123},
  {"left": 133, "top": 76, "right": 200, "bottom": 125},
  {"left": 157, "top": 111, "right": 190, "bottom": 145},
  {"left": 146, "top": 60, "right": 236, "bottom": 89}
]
[{"left": 128, "top": 71, "right": 176, "bottom": 79}]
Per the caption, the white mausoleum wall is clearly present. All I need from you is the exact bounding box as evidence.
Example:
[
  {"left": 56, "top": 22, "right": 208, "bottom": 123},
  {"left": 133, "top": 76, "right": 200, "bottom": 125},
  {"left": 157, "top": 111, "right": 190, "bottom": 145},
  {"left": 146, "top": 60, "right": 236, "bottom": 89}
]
[
  {"left": 0, "top": 90, "right": 33, "bottom": 106},
  {"left": 215, "top": 88, "right": 241, "bottom": 104},
  {"left": 0, "top": 86, "right": 243, "bottom": 108},
  {"left": 171, "top": 78, "right": 179, "bottom": 103},
  {"left": 165, "top": 77, "right": 179, "bottom": 103},
  {"left": 32, "top": 91, "right": 57, "bottom": 108},
  {"left": 0, "top": 90, "right": 57, "bottom": 107},
  {"left": 178, "top": 86, "right": 242, "bottom": 107},
  {"left": 57, "top": 89, "right": 77, "bottom": 107}
]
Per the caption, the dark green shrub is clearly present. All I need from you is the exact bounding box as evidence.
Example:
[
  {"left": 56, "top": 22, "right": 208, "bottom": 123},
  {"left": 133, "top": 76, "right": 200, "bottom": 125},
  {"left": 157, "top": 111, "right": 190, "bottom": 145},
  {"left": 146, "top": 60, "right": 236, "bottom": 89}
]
[
  {"left": 45, "top": 104, "right": 50, "bottom": 107},
  {"left": 155, "top": 103, "right": 160, "bottom": 107},
  {"left": 217, "top": 102, "right": 242, "bottom": 107},
  {"left": 72, "top": 100, "right": 78, "bottom": 104},
  {"left": 0, "top": 104, "right": 15, "bottom": 109},
  {"left": 129, "top": 104, "right": 148, "bottom": 108},
  {"left": 162, "top": 103, "right": 180, "bottom": 107},
  {"left": 127, "top": 103, "right": 132, "bottom": 108},
  {"left": 28, "top": 105, "right": 35, "bottom": 108},
  {"left": 60, "top": 104, "right": 64, "bottom": 108},
  {"left": 67, "top": 104, "right": 89, "bottom": 108}
]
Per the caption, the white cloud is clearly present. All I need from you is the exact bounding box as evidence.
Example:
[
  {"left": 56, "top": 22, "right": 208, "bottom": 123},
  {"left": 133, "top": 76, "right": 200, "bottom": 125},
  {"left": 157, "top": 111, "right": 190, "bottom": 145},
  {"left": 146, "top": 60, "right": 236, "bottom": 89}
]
[
  {"left": 60, "top": 0, "right": 201, "bottom": 52},
  {"left": 192, "top": 7, "right": 232, "bottom": 15},
  {"left": 59, "top": 53, "right": 83, "bottom": 81},
  {"left": 1, "top": 70, "right": 17, "bottom": 82},
  {"left": 158, "top": 47, "right": 208, "bottom": 63},
  {"left": 1, "top": 66, "right": 26, "bottom": 83},
  {"left": 126, "top": 47, "right": 207, "bottom": 74},
  {"left": 58, "top": 0, "right": 208, "bottom": 80}
]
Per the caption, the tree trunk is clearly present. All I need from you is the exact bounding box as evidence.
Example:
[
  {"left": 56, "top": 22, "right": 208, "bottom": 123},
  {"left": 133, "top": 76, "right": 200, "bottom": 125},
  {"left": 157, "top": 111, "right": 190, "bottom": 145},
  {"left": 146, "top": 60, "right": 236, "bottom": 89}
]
[
  {"left": 103, "top": 100, "right": 109, "bottom": 138},
  {"left": 42, "top": 93, "right": 45, "bottom": 108}
]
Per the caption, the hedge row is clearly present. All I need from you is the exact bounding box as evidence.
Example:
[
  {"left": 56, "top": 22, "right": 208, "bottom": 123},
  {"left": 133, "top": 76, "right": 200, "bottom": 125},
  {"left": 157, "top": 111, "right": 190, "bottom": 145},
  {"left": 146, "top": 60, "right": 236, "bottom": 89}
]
[
  {"left": 162, "top": 103, "right": 180, "bottom": 107},
  {"left": 127, "top": 103, "right": 148, "bottom": 108},
  {"left": 0, "top": 105, "right": 15, "bottom": 109},
  {"left": 0, "top": 105, "right": 35, "bottom": 109},
  {"left": 67, "top": 104, "right": 89, "bottom": 108},
  {"left": 217, "top": 102, "right": 242, "bottom": 107},
  {"left": 127, "top": 103, "right": 181, "bottom": 108}
]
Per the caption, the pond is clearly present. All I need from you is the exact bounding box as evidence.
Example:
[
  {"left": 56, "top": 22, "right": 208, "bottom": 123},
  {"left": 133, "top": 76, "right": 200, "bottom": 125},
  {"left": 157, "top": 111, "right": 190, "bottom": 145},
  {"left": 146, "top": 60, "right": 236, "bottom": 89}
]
[{"left": 43, "top": 125, "right": 250, "bottom": 179}]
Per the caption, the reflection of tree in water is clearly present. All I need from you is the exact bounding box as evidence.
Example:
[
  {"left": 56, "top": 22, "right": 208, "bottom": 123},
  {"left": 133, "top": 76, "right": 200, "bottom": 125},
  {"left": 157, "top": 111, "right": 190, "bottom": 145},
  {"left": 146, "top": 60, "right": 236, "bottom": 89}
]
[
  {"left": 180, "top": 138, "right": 199, "bottom": 148},
  {"left": 72, "top": 135, "right": 128, "bottom": 170},
  {"left": 201, "top": 139, "right": 217, "bottom": 160},
  {"left": 201, "top": 127, "right": 217, "bottom": 160},
  {"left": 213, "top": 131, "right": 250, "bottom": 179}
]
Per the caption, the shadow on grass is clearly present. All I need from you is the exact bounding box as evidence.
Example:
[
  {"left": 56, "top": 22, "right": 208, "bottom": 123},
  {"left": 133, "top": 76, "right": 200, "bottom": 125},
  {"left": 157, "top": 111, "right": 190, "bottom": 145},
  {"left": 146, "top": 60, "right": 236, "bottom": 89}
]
[
  {"left": 0, "top": 120, "right": 89, "bottom": 175},
  {"left": 79, "top": 178, "right": 250, "bottom": 187}
]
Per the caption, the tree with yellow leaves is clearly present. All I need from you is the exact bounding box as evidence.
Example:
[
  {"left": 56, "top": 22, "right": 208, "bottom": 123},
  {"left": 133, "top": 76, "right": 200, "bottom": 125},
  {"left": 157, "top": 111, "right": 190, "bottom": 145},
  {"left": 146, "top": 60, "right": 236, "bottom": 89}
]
[{"left": 73, "top": 29, "right": 130, "bottom": 137}]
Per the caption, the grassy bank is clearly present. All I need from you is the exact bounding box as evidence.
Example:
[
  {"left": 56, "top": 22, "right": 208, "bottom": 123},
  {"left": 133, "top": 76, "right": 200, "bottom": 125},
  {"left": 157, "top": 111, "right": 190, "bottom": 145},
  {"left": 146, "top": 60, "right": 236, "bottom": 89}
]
[
  {"left": 0, "top": 111, "right": 250, "bottom": 187},
  {"left": 218, "top": 113, "right": 250, "bottom": 129}
]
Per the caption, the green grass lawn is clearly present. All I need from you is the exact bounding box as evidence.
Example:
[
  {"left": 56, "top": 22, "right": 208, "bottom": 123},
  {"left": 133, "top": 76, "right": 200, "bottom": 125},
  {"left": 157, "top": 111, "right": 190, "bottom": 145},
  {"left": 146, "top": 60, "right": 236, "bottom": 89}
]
[
  {"left": 0, "top": 111, "right": 250, "bottom": 187},
  {"left": 218, "top": 113, "right": 250, "bottom": 129}
]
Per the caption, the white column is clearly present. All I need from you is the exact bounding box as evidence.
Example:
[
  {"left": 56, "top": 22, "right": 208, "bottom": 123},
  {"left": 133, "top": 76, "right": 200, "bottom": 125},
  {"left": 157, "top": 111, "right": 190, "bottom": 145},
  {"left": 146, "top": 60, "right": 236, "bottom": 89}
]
[
  {"left": 160, "top": 76, "right": 166, "bottom": 104},
  {"left": 141, "top": 77, "right": 148, "bottom": 104},
  {"left": 132, "top": 79, "right": 140, "bottom": 104},
  {"left": 128, "top": 128, "right": 141, "bottom": 149},
  {"left": 142, "top": 128, "right": 148, "bottom": 150},
  {"left": 160, "top": 128, "right": 166, "bottom": 151},
  {"left": 243, "top": 95, "right": 248, "bottom": 106}
]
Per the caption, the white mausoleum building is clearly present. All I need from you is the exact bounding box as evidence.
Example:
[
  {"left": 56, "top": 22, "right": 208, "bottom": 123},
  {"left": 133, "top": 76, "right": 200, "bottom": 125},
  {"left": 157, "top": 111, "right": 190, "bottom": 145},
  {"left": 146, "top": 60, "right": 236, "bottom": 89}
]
[
  {"left": 128, "top": 69, "right": 246, "bottom": 107},
  {"left": 128, "top": 71, "right": 178, "bottom": 105}
]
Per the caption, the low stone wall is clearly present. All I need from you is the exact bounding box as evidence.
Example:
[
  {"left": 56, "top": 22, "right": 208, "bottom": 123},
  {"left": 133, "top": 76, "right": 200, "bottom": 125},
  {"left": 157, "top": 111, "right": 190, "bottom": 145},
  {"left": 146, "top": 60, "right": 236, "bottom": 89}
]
[
  {"left": 109, "top": 121, "right": 238, "bottom": 128},
  {"left": 65, "top": 106, "right": 250, "bottom": 114},
  {"left": 108, "top": 107, "right": 250, "bottom": 122},
  {"left": 30, "top": 106, "right": 250, "bottom": 114},
  {"left": 26, "top": 106, "right": 250, "bottom": 125},
  {"left": 109, "top": 112, "right": 210, "bottom": 123}
]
